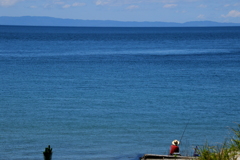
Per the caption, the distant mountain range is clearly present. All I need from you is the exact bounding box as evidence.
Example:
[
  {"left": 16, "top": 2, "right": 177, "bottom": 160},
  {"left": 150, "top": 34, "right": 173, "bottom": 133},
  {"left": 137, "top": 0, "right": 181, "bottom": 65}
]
[{"left": 0, "top": 16, "right": 240, "bottom": 27}]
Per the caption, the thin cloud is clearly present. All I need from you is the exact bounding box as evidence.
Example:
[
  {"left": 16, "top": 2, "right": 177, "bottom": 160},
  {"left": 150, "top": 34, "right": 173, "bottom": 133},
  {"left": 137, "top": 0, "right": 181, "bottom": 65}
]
[
  {"left": 224, "top": 3, "right": 239, "bottom": 7},
  {"left": 94, "top": 0, "right": 183, "bottom": 7},
  {"left": 95, "top": 0, "right": 136, "bottom": 6},
  {"left": 163, "top": 4, "right": 177, "bottom": 8},
  {"left": 197, "top": 14, "right": 205, "bottom": 19},
  {"left": 233, "top": 3, "right": 240, "bottom": 6},
  {"left": 62, "top": 4, "right": 71, "bottom": 8},
  {"left": 176, "top": 10, "right": 186, "bottom": 13},
  {"left": 126, "top": 5, "right": 139, "bottom": 10},
  {"left": 222, "top": 10, "right": 240, "bottom": 18},
  {"left": 224, "top": 4, "right": 230, "bottom": 7},
  {"left": 93, "top": 0, "right": 203, "bottom": 8},
  {"left": 54, "top": 1, "right": 64, "bottom": 5},
  {"left": 30, "top": 5, "right": 37, "bottom": 8},
  {"left": 44, "top": 1, "right": 86, "bottom": 9},
  {"left": 62, "top": 3, "right": 85, "bottom": 8},
  {"left": 95, "top": 0, "right": 111, "bottom": 6},
  {"left": 72, "top": 3, "right": 85, "bottom": 7},
  {"left": 199, "top": 4, "right": 207, "bottom": 8},
  {"left": 0, "top": 0, "right": 23, "bottom": 6}
]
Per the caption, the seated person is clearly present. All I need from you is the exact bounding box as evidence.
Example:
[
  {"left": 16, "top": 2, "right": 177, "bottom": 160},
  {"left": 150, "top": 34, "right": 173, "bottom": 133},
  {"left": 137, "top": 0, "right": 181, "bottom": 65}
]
[
  {"left": 169, "top": 140, "right": 180, "bottom": 155},
  {"left": 193, "top": 146, "right": 199, "bottom": 157}
]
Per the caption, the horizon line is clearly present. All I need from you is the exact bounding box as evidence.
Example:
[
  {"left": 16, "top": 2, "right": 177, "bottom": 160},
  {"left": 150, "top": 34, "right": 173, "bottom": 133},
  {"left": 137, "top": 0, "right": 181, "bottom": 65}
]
[
  {"left": 0, "top": 16, "right": 240, "bottom": 27},
  {"left": 1, "top": 15, "right": 240, "bottom": 24}
]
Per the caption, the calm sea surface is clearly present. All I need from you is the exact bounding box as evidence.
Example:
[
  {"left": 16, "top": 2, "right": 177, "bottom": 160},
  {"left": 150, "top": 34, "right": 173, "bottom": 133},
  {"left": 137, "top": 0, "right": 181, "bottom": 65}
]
[{"left": 0, "top": 26, "right": 240, "bottom": 160}]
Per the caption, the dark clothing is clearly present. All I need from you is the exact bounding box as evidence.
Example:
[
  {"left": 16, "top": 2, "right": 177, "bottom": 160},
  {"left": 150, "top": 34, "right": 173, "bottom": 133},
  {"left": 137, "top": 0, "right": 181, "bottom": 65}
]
[
  {"left": 193, "top": 146, "right": 199, "bottom": 157},
  {"left": 169, "top": 145, "right": 179, "bottom": 155}
]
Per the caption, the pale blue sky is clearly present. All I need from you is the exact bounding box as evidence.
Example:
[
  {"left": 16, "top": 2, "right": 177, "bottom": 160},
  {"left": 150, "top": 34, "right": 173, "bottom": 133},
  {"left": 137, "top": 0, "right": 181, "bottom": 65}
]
[{"left": 0, "top": 0, "right": 240, "bottom": 23}]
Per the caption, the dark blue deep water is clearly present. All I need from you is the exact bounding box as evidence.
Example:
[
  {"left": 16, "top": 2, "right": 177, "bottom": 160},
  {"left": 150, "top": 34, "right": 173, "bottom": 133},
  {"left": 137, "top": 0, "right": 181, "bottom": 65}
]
[{"left": 0, "top": 26, "right": 240, "bottom": 160}]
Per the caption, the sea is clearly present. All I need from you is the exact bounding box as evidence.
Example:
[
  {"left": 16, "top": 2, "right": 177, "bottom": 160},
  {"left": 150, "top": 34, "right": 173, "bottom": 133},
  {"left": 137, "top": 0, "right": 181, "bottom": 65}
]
[{"left": 0, "top": 25, "right": 240, "bottom": 160}]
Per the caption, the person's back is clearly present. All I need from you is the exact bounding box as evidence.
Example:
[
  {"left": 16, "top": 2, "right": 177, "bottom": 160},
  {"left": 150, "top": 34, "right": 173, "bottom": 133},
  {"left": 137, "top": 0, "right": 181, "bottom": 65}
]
[{"left": 169, "top": 140, "right": 180, "bottom": 155}]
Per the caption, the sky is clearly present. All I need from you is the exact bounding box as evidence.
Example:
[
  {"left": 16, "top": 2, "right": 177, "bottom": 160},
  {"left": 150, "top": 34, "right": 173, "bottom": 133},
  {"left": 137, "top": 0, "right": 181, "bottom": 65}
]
[{"left": 0, "top": 0, "right": 240, "bottom": 23}]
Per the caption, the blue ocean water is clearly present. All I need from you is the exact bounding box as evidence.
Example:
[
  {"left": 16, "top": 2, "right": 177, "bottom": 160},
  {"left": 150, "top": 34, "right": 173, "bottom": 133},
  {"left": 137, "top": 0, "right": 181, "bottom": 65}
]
[{"left": 0, "top": 26, "right": 240, "bottom": 160}]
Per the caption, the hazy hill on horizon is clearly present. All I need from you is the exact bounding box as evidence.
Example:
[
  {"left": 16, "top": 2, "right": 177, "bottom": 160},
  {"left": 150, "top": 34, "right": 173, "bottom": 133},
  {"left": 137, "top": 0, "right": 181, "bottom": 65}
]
[{"left": 0, "top": 16, "right": 240, "bottom": 27}]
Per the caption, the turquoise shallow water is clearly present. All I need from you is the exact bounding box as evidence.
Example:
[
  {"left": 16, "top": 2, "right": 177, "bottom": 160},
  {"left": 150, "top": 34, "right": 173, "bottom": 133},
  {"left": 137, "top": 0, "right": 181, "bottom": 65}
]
[{"left": 0, "top": 26, "right": 240, "bottom": 160}]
